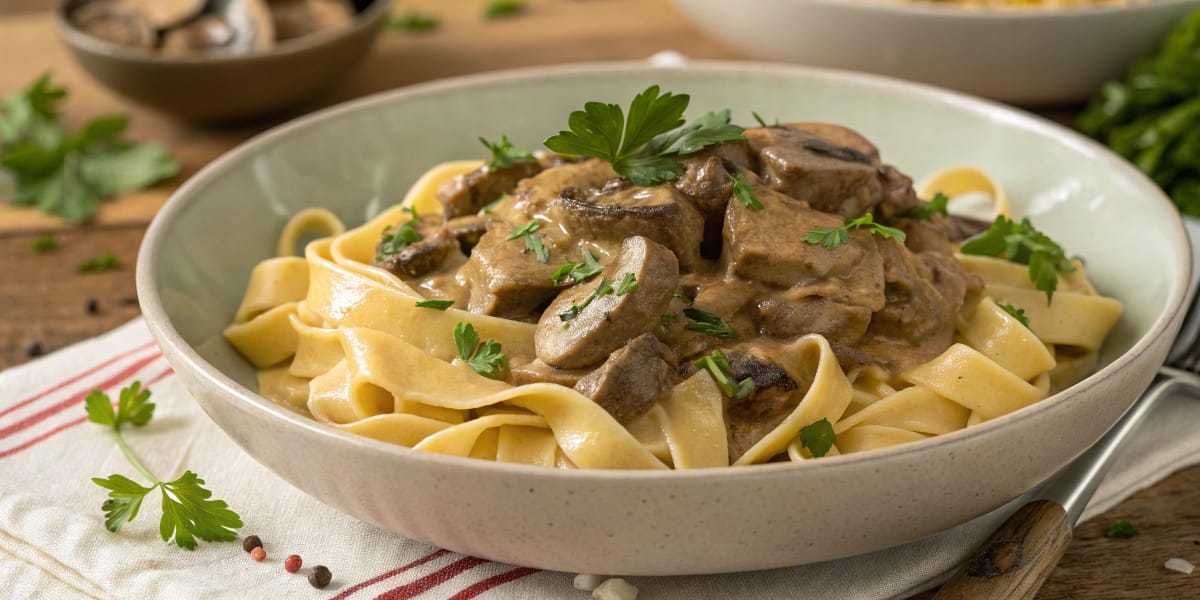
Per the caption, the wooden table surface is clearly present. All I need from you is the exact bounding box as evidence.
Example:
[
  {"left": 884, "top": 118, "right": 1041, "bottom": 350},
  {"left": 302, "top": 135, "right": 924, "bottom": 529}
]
[{"left": 1, "top": 1, "right": 1197, "bottom": 598}]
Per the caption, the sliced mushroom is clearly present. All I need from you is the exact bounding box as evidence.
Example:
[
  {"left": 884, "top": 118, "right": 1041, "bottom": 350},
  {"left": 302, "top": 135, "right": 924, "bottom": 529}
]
[
  {"left": 71, "top": 1, "right": 155, "bottom": 49},
  {"left": 535, "top": 236, "right": 679, "bottom": 369},
  {"left": 122, "top": 0, "right": 208, "bottom": 30},
  {"left": 208, "top": 0, "right": 275, "bottom": 52},
  {"left": 574, "top": 334, "right": 678, "bottom": 423},
  {"left": 267, "top": 0, "right": 355, "bottom": 41}
]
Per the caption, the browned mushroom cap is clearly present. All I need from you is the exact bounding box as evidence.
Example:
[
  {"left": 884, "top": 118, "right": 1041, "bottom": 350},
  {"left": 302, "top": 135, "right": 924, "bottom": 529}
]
[
  {"left": 535, "top": 236, "right": 679, "bottom": 369},
  {"left": 267, "top": 0, "right": 355, "bottom": 41},
  {"left": 71, "top": 1, "right": 155, "bottom": 49},
  {"left": 209, "top": 0, "right": 276, "bottom": 52},
  {"left": 122, "top": 0, "right": 208, "bottom": 30},
  {"left": 160, "top": 15, "right": 237, "bottom": 54}
]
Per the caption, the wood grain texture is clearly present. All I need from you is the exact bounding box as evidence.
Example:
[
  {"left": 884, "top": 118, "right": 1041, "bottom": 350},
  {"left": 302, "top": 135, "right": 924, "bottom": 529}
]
[
  {"left": 935, "top": 500, "right": 1074, "bottom": 600},
  {"left": 1, "top": 2, "right": 1199, "bottom": 598}
]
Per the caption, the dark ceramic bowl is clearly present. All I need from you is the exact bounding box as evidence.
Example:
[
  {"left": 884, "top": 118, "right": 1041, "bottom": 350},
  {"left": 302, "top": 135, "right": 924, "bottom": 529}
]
[{"left": 56, "top": 0, "right": 392, "bottom": 123}]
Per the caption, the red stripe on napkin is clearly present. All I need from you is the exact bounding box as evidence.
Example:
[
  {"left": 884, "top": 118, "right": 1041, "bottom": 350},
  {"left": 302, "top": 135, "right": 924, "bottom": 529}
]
[
  {"left": 0, "top": 340, "right": 157, "bottom": 418},
  {"left": 446, "top": 567, "right": 540, "bottom": 600},
  {"left": 375, "top": 556, "right": 488, "bottom": 600},
  {"left": 0, "top": 366, "right": 175, "bottom": 460},
  {"left": 0, "top": 352, "right": 163, "bottom": 440},
  {"left": 331, "top": 549, "right": 451, "bottom": 600}
]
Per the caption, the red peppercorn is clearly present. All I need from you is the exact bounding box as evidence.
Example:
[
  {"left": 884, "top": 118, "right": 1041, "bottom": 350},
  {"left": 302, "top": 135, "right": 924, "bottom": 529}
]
[
  {"left": 284, "top": 554, "right": 302, "bottom": 573},
  {"left": 250, "top": 546, "right": 266, "bottom": 561}
]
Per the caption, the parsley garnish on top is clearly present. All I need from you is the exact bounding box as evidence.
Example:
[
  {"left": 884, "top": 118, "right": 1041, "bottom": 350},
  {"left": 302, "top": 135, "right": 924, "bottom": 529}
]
[
  {"left": 479, "top": 135, "right": 534, "bottom": 170},
  {"left": 959, "top": 215, "right": 1076, "bottom": 303},
  {"left": 803, "top": 213, "right": 906, "bottom": 250},
  {"left": 388, "top": 11, "right": 440, "bottom": 32},
  {"left": 415, "top": 299, "right": 455, "bottom": 310},
  {"left": 616, "top": 273, "right": 638, "bottom": 295},
  {"left": 729, "top": 173, "right": 763, "bottom": 210},
  {"left": 559, "top": 277, "right": 615, "bottom": 322},
  {"left": 543, "top": 85, "right": 744, "bottom": 186},
  {"left": 507, "top": 220, "right": 549, "bottom": 263},
  {"left": 799, "top": 418, "right": 836, "bottom": 458},
  {"left": 376, "top": 206, "right": 422, "bottom": 262},
  {"left": 87, "top": 381, "right": 243, "bottom": 549},
  {"left": 998, "top": 302, "right": 1030, "bottom": 328},
  {"left": 694, "top": 349, "right": 754, "bottom": 400},
  {"left": 0, "top": 73, "right": 179, "bottom": 222},
  {"left": 683, "top": 307, "right": 738, "bottom": 340},
  {"left": 551, "top": 248, "right": 603, "bottom": 285},
  {"left": 908, "top": 192, "right": 949, "bottom": 220},
  {"left": 453, "top": 322, "right": 508, "bottom": 380}
]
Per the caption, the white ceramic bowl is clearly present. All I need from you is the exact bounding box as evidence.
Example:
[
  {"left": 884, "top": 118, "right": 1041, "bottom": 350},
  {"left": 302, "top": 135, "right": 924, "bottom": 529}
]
[
  {"left": 673, "top": 0, "right": 1200, "bottom": 105},
  {"left": 137, "top": 62, "right": 1189, "bottom": 576}
]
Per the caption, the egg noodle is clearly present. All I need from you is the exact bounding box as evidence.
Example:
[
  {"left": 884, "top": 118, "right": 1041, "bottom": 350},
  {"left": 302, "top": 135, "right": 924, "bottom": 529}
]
[{"left": 223, "top": 162, "right": 1122, "bottom": 469}]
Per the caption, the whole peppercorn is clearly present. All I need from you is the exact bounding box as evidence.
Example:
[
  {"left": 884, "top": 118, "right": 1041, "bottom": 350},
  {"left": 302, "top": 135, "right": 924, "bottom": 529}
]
[
  {"left": 242, "top": 535, "right": 262, "bottom": 552},
  {"left": 24, "top": 340, "right": 43, "bottom": 358},
  {"left": 308, "top": 565, "right": 332, "bottom": 589},
  {"left": 250, "top": 547, "right": 266, "bottom": 561},
  {"left": 85, "top": 297, "right": 99, "bottom": 315},
  {"left": 284, "top": 554, "right": 302, "bottom": 573}
]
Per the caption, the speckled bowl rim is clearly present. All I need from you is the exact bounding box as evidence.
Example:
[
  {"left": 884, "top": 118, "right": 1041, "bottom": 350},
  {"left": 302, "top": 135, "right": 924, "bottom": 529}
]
[
  {"left": 753, "top": 0, "right": 1200, "bottom": 19},
  {"left": 54, "top": 0, "right": 393, "bottom": 65},
  {"left": 137, "top": 60, "right": 1191, "bottom": 485}
]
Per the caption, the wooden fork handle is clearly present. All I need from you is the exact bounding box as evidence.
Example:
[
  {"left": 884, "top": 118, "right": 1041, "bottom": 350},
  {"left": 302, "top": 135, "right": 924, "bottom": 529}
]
[{"left": 932, "top": 499, "right": 1073, "bottom": 600}]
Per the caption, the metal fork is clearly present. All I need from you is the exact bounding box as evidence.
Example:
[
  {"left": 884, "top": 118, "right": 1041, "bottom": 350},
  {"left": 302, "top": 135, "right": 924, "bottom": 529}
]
[{"left": 933, "top": 220, "right": 1200, "bottom": 600}]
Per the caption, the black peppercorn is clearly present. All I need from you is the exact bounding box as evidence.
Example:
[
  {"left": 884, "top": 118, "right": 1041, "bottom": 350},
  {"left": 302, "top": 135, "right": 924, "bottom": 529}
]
[
  {"left": 308, "top": 565, "right": 332, "bottom": 589},
  {"left": 242, "top": 535, "right": 262, "bottom": 552},
  {"left": 85, "top": 297, "right": 99, "bottom": 315},
  {"left": 24, "top": 341, "right": 42, "bottom": 358}
]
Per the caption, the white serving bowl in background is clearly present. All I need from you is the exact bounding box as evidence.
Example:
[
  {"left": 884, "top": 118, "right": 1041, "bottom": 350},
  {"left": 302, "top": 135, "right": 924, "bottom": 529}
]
[
  {"left": 673, "top": 0, "right": 1200, "bottom": 105},
  {"left": 137, "top": 62, "right": 1189, "bottom": 575}
]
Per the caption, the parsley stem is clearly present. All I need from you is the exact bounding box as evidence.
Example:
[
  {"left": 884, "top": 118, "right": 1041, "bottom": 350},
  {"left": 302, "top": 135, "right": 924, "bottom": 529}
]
[{"left": 112, "top": 428, "right": 159, "bottom": 484}]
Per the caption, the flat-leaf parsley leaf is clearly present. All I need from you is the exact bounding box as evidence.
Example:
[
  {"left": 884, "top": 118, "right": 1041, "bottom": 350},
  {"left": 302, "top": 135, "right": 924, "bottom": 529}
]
[
  {"left": 799, "top": 418, "right": 836, "bottom": 458},
  {"left": 454, "top": 322, "right": 508, "bottom": 380},
  {"left": 959, "top": 215, "right": 1076, "bottom": 303},
  {"left": 803, "top": 213, "right": 905, "bottom": 250},
  {"left": 694, "top": 349, "right": 754, "bottom": 400}
]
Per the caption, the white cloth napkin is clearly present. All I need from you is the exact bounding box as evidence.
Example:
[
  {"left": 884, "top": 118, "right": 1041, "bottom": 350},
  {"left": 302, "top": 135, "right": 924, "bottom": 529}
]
[{"left": 1, "top": 318, "right": 1198, "bottom": 600}]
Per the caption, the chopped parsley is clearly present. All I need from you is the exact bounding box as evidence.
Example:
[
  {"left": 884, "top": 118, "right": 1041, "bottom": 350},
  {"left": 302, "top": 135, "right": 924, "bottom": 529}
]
[
  {"left": 376, "top": 206, "right": 422, "bottom": 262},
  {"left": 672, "top": 290, "right": 693, "bottom": 305},
  {"left": 803, "top": 213, "right": 906, "bottom": 250},
  {"left": 479, "top": 135, "right": 534, "bottom": 170},
  {"left": 543, "top": 85, "right": 744, "bottom": 186},
  {"left": 997, "top": 302, "right": 1030, "bottom": 328},
  {"left": 1104, "top": 519, "right": 1138, "bottom": 538},
  {"left": 415, "top": 299, "right": 455, "bottom": 310},
  {"left": 484, "top": 0, "right": 524, "bottom": 19},
  {"left": 683, "top": 307, "right": 738, "bottom": 340},
  {"left": 453, "top": 322, "right": 508, "bottom": 380},
  {"left": 388, "top": 11, "right": 440, "bottom": 32},
  {"left": 799, "top": 418, "right": 836, "bottom": 458},
  {"left": 729, "top": 172, "right": 763, "bottom": 210},
  {"left": 616, "top": 273, "right": 638, "bottom": 295},
  {"left": 507, "top": 220, "right": 548, "bottom": 263},
  {"left": 31, "top": 233, "right": 57, "bottom": 252},
  {"left": 558, "top": 277, "right": 614, "bottom": 322},
  {"left": 694, "top": 349, "right": 754, "bottom": 400},
  {"left": 77, "top": 250, "right": 119, "bottom": 272},
  {"left": 908, "top": 191, "right": 949, "bottom": 220},
  {"left": 959, "top": 215, "right": 1076, "bottom": 303},
  {"left": 751, "top": 111, "right": 779, "bottom": 127},
  {"left": 551, "top": 248, "right": 603, "bottom": 284}
]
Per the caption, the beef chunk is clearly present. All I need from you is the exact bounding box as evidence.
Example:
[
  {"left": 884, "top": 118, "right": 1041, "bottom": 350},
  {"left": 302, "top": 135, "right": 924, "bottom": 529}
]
[
  {"left": 460, "top": 222, "right": 563, "bottom": 322},
  {"left": 574, "top": 334, "right": 678, "bottom": 423},
  {"left": 744, "top": 125, "right": 883, "bottom": 218},
  {"left": 437, "top": 160, "right": 542, "bottom": 219}
]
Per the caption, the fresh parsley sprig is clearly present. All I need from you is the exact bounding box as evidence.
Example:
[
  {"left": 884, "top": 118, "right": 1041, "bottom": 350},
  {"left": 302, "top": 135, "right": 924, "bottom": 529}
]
[
  {"left": 908, "top": 192, "right": 949, "bottom": 220},
  {"left": 543, "top": 85, "right": 744, "bottom": 186},
  {"left": 616, "top": 273, "right": 638, "bottom": 295},
  {"left": 803, "top": 213, "right": 906, "bottom": 250},
  {"left": 31, "top": 233, "right": 57, "bottom": 253},
  {"left": 415, "top": 299, "right": 455, "bottom": 310},
  {"left": 453, "top": 322, "right": 508, "bottom": 380},
  {"left": 484, "top": 0, "right": 524, "bottom": 19},
  {"left": 683, "top": 307, "right": 738, "bottom": 340},
  {"left": 376, "top": 206, "right": 422, "bottom": 262},
  {"left": 694, "top": 349, "right": 754, "bottom": 400},
  {"left": 551, "top": 248, "right": 603, "bottom": 284},
  {"left": 1, "top": 73, "right": 179, "bottom": 222},
  {"left": 959, "top": 215, "right": 1076, "bottom": 303},
  {"left": 558, "top": 277, "right": 615, "bottom": 322},
  {"left": 86, "top": 382, "right": 243, "bottom": 550},
  {"left": 799, "top": 418, "right": 836, "bottom": 458},
  {"left": 479, "top": 135, "right": 534, "bottom": 171},
  {"left": 507, "top": 220, "right": 549, "bottom": 263},
  {"left": 729, "top": 172, "right": 763, "bottom": 210}
]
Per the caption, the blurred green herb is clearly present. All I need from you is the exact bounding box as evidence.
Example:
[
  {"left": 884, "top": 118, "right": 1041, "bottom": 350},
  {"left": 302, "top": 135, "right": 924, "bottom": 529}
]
[
  {"left": 389, "top": 11, "right": 440, "bottom": 32},
  {"left": 31, "top": 233, "right": 58, "bottom": 253},
  {"left": 1080, "top": 10, "right": 1200, "bottom": 215},
  {"left": 78, "top": 251, "right": 119, "bottom": 273},
  {"left": 908, "top": 192, "right": 949, "bottom": 220},
  {"left": 1104, "top": 519, "right": 1138, "bottom": 538},
  {"left": 998, "top": 302, "right": 1030, "bottom": 328},
  {"left": 0, "top": 73, "right": 179, "bottom": 222},
  {"left": 480, "top": 135, "right": 534, "bottom": 170},
  {"left": 484, "top": 0, "right": 525, "bottom": 19}
]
